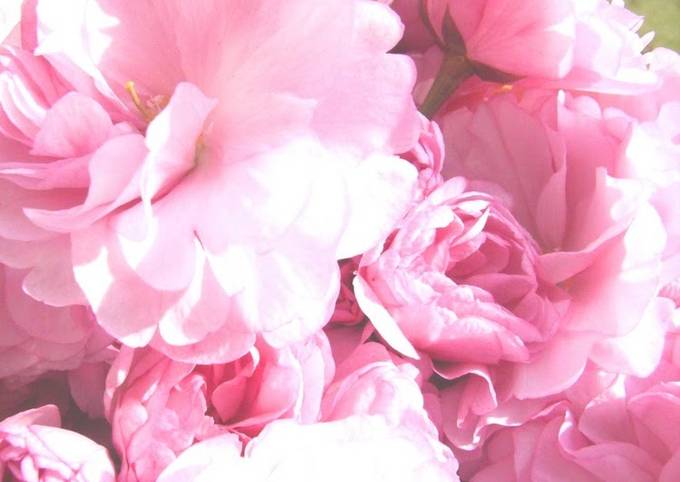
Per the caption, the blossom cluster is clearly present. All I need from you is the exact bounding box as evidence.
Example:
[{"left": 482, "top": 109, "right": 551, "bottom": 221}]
[{"left": 1, "top": 0, "right": 679, "bottom": 480}]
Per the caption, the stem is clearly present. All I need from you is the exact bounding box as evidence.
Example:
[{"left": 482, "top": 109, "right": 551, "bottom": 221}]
[{"left": 419, "top": 52, "right": 473, "bottom": 119}]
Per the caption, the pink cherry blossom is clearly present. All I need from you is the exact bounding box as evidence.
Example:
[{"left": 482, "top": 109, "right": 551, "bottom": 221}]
[
  {"left": 356, "top": 176, "right": 565, "bottom": 366},
  {"left": 433, "top": 88, "right": 675, "bottom": 456},
  {"left": 439, "top": 90, "right": 668, "bottom": 397},
  {"left": 158, "top": 416, "right": 459, "bottom": 482},
  {"left": 106, "top": 326, "right": 447, "bottom": 481},
  {"left": 463, "top": 314, "right": 680, "bottom": 482},
  {"left": 352, "top": 172, "right": 567, "bottom": 450},
  {"left": 13, "top": 0, "right": 422, "bottom": 364},
  {"left": 0, "top": 404, "right": 115, "bottom": 482},
  {"left": 104, "top": 333, "right": 334, "bottom": 482},
  {"left": 104, "top": 348, "right": 210, "bottom": 482}
]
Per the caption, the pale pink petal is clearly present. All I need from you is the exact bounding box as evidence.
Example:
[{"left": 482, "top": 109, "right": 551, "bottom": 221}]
[
  {"left": 160, "top": 417, "right": 459, "bottom": 481},
  {"left": 590, "top": 297, "right": 672, "bottom": 377},
  {"left": 156, "top": 435, "right": 244, "bottom": 482},
  {"left": 30, "top": 92, "right": 112, "bottom": 158},
  {"left": 512, "top": 332, "right": 596, "bottom": 399},
  {"left": 353, "top": 275, "right": 419, "bottom": 359},
  {"left": 335, "top": 154, "right": 417, "bottom": 259}
]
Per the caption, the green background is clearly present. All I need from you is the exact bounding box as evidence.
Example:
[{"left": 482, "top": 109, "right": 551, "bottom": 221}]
[{"left": 628, "top": 0, "right": 680, "bottom": 50}]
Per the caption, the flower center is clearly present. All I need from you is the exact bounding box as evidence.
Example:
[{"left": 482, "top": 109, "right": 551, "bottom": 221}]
[{"left": 124, "top": 81, "right": 168, "bottom": 122}]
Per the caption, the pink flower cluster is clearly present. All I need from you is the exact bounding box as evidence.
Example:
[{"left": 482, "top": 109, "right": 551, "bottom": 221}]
[{"left": 0, "top": 0, "right": 679, "bottom": 480}]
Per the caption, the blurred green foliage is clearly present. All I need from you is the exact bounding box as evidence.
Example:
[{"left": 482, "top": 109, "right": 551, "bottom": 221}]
[{"left": 628, "top": 0, "right": 680, "bottom": 51}]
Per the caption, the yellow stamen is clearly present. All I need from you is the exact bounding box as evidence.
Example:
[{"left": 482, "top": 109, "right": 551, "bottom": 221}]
[
  {"left": 194, "top": 133, "right": 206, "bottom": 164},
  {"left": 124, "top": 81, "right": 152, "bottom": 120},
  {"left": 484, "top": 84, "right": 518, "bottom": 102}
]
